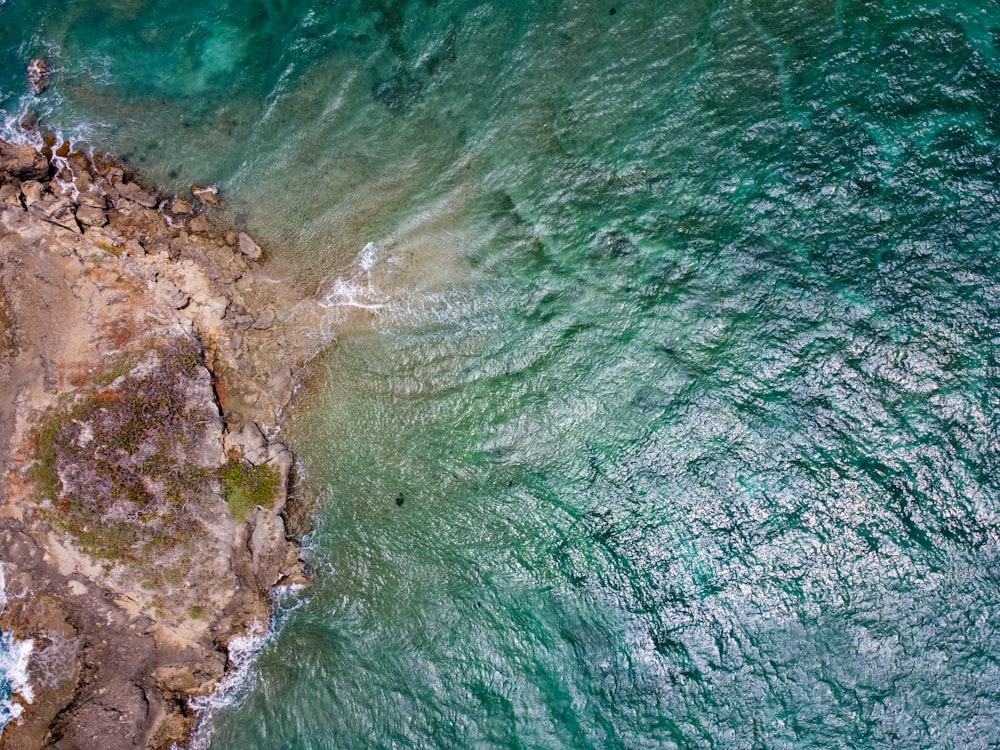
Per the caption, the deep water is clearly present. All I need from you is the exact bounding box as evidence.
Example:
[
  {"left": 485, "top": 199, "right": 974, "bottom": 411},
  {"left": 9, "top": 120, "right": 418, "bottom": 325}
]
[{"left": 3, "top": 1, "right": 1000, "bottom": 748}]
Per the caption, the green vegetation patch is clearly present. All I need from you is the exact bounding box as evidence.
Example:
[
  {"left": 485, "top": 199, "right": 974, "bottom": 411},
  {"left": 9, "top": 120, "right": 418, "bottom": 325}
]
[
  {"left": 30, "top": 337, "right": 218, "bottom": 566},
  {"left": 222, "top": 459, "right": 279, "bottom": 522}
]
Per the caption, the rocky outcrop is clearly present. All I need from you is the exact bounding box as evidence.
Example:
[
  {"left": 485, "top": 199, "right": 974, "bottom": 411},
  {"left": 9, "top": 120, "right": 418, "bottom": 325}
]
[
  {"left": 0, "top": 143, "right": 48, "bottom": 182},
  {"left": 0, "top": 137, "right": 326, "bottom": 750},
  {"left": 26, "top": 61, "right": 50, "bottom": 95}
]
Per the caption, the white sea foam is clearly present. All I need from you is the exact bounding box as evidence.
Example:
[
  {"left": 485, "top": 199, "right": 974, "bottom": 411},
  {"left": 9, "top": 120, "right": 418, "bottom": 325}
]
[
  {"left": 180, "top": 618, "right": 268, "bottom": 750},
  {"left": 0, "top": 631, "right": 35, "bottom": 730},
  {"left": 310, "top": 241, "right": 486, "bottom": 340},
  {"left": 182, "top": 586, "right": 308, "bottom": 750}
]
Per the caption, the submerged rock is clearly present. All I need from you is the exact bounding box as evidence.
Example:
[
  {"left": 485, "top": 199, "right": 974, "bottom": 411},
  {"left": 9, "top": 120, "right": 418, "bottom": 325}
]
[
  {"left": 238, "top": 231, "right": 262, "bottom": 260},
  {"left": 26, "top": 59, "right": 51, "bottom": 94},
  {"left": 191, "top": 183, "right": 220, "bottom": 205}
]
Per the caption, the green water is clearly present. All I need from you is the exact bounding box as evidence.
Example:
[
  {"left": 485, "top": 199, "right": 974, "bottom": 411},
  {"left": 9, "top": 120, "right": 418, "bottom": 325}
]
[{"left": 3, "top": 1, "right": 1000, "bottom": 747}]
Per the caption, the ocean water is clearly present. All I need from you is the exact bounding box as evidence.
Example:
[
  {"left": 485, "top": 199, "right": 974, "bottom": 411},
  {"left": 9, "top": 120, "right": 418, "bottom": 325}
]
[
  {"left": 3, "top": 1, "right": 1000, "bottom": 748},
  {"left": 0, "top": 565, "right": 33, "bottom": 732}
]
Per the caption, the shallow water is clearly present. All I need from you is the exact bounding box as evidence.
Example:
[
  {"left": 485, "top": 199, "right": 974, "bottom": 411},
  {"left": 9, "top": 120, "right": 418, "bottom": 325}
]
[{"left": 3, "top": 0, "right": 1000, "bottom": 747}]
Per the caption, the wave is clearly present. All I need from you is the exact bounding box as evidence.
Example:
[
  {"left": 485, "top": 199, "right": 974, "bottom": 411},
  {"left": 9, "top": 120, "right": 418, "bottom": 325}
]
[
  {"left": 0, "top": 632, "right": 34, "bottom": 729},
  {"left": 181, "top": 585, "right": 307, "bottom": 750}
]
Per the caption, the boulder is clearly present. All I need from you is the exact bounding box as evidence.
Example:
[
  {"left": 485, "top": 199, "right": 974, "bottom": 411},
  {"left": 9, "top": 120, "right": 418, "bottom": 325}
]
[
  {"left": 250, "top": 511, "right": 299, "bottom": 589},
  {"left": 237, "top": 232, "right": 262, "bottom": 260},
  {"left": 188, "top": 215, "right": 209, "bottom": 232},
  {"left": 115, "top": 180, "right": 158, "bottom": 208},
  {"left": 76, "top": 190, "right": 107, "bottom": 209},
  {"left": 267, "top": 366, "right": 295, "bottom": 408},
  {"left": 72, "top": 169, "right": 93, "bottom": 194},
  {"left": 171, "top": 198, "right": 192, "bottom": 214},
  {"left": 252, "top": 308, "right": 275, "bottom": 330},
  {"left": 191, "top": 183, "right": 220, "bottom": 205},
  {"left": 123, "top": 238, "right": 146, "bottom": 257},
  {"left": 19, "top": 179, "right": 47, "bottom": 205},
  {"left": 0, "top": 141, "right": 49, "bottom": 180},
  {"left": 75, "top": 204, "right": 107, "bottom": 227},
  {"left": 34, "top": 198, "right": 81, "bottom": 234},
  {"left": 0, "top": 180, "right": 23, "bottom": 207},
  {"left": 233, "top": 314, "right": 254, "bottom": 330},
  {"left": 266, "top": 444, "right": 294, "bottom": 514},
  {"left": 157, "top": 279, "right": 190, "bottom": 309}
]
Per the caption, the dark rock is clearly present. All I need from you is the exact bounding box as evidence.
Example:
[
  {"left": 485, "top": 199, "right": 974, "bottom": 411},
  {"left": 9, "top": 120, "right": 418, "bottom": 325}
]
[
  {"left": 19, "top": 109, "right": 39, "bottom": 131},
  {"left": 395, "top": 494, "right": 405, "bottom": 506},
  {"left": 0, "top": 140, "right": 50, "bottom": 180}
]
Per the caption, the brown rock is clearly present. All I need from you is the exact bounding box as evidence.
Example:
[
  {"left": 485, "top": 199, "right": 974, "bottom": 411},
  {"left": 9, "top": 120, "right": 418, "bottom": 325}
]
[
  {"left": 0, "top": 140, "right": 49, "bottom": 180},
  {"left": 75, "top": 203, "right": 108, "bottom": 227},
  {"left": 191, "top": 183, "right": 220, "bottom": 205},
  {"left": 252, "top": 308, "right": 276, "bottom": 330},
  {"left": 171, "top": 197, "right": 192, "bottom": 214},
  {"left": 123, "top": 238, "right": 146, "bottom": 257},
  {"left": 72, "top": 168, "right": 93, "bottom": 194},
  {"left": 0, "top": 180, "right": 22, "bottom": 207},
  {"left": 76, "top": 190, "right": 107, "bottom": 209},
  {"left": 24, "top": 193, "right": 80, "bottom": 234},
  {"left": 157, "top": 278, "right": 190, "bottom": 309},
  {"left": 188, "top": 215, "right": 209, "bottom": 232},
  {"left": 238, "top": 231, "right": 262, "bottom": 260},
  {"left": 224, "top": 421, "right": 268, "bottom": 465},
  {"left": 18, "top": 179, "right": 47, "bottom": 205},
  {"left": 115, "top": 179, "right": 158, "bottom": 208}
]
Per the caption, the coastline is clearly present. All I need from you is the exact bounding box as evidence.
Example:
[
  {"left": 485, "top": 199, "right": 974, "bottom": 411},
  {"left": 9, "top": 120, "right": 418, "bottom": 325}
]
[{"left": 0, "top": 136, "right": 327, "bottom": 749}]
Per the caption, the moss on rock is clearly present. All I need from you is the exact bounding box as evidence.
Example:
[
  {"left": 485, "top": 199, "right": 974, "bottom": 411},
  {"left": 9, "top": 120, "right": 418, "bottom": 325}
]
[{"left": 221, "top": 459, "right": 279, "bottom": 522}]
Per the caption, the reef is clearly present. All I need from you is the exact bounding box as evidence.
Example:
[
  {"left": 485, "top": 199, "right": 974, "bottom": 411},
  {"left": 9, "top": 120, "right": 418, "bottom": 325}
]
[{"left": 0, "top": 136, "right": 329, "bottom": 749}]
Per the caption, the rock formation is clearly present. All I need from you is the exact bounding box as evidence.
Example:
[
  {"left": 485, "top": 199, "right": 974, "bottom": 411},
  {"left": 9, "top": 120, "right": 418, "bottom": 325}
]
[{"left": 0, "top": 137, "right": 328, "bottom": 749}]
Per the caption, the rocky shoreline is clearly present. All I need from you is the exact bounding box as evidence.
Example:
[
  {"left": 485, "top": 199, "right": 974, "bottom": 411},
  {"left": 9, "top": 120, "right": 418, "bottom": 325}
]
[{"left": 0, "top": 137, "right": 330, "bottom": 749}]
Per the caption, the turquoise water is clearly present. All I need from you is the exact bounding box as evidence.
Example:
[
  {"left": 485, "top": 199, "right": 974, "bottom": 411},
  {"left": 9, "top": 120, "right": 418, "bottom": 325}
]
[
  {"left": 4, "top": 1, "right": 1000, "bottom": 747},
  {"left": 0, "top": 629, "right": 32, "bottom": 731}
]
